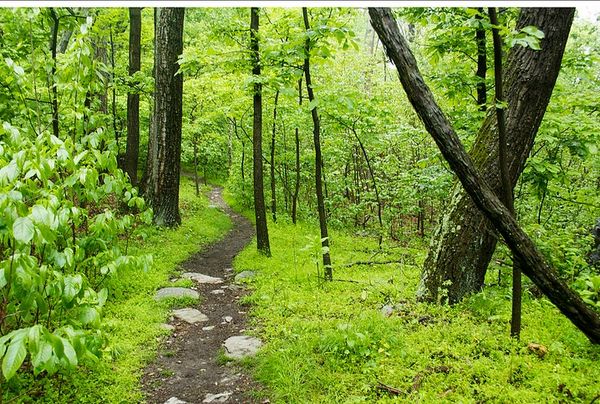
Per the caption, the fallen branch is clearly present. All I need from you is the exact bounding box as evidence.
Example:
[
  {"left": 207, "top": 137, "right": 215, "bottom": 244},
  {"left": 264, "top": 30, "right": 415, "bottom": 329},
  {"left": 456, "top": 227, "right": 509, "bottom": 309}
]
[
  {"left": 340, "top": 259, "right": 412, "bottom": 268},
  {"left": 376, "top": 381, "right": 403, "bottom": 396}
]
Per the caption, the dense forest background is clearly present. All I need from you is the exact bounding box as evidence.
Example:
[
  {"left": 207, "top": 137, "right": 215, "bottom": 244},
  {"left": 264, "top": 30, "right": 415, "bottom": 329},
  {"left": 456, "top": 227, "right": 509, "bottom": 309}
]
[{"left": 0, "top": 6, "right": 599, "bottom": 402}]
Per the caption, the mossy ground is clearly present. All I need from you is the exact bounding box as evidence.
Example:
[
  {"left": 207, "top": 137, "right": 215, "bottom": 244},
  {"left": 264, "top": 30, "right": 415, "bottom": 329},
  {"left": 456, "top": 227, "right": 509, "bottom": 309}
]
[
  {"left": 1, "top": 178, "right": 232, "bottom": 403},
  {"left": 232, "top": 217, "right": 600, "bottom": 403}
]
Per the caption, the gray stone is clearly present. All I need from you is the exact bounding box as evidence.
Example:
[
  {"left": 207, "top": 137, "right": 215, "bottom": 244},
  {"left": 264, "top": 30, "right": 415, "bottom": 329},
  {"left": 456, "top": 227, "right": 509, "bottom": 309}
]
[
  {"left": 155, "top": 287, "right": 199, "bottom": 301},
  {"left": 223, "top": 336, "right": 262, "bottom": 360},
  {"left": 234, "top": 271, "right": 256, "bottom": 282},
  {"left": 172, "top": 308, "right": 209, "bottom": 324},
  {"left": 164, "top": 398, "right": 187, "bottom": 404},
  {"left": 202, "top": 325, "right": 215, "bottom": 331},
  {"left": 182, "top": 272, "right": 223, "bottom": 284},
  {"left": 210, "top": 289, "right": 225, "bottom": 295},
  {"left": 161, "top": 323, "right": 175, "bottom": 331},
  {"left": 202, "top": 391, "right": 232, "bottom": 403},
  {"left": 223, "top": 316, "right": 233, "bottom": 323},
  {"left": 381, "top": 304, "right": 394, "bottom": 317}
]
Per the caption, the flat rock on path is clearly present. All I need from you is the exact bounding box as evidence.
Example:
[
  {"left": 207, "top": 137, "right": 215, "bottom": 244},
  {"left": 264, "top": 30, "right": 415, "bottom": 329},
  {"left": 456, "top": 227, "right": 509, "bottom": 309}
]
[
  {"left": 182, "top": 272, "right": 223, "bottom": 284},
  {"left": 172, "top": 308, "right": 209, "bottom": 324},
  {"left": 143, "top": 187, "right": 264, "bottom": 404},
  {"left": 155, "top": 287, "right": 200, "bottom": 301},
  {"left": 223, "top": 336, "right": 263, "bottom": 360}
]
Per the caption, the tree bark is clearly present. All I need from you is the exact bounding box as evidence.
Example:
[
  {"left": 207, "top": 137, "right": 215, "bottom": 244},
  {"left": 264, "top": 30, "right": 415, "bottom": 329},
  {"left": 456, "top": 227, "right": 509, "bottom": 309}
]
[
  {"left": 303, "top": 7, "right": 332, "bottom": 281},
  {"left": 369, "top": 7, "right": 600, "bottom": 344},
  {"left": 415, "top": 7, "right": 574, "bottom": 303},
  {"left": 125, "top": 7, "right": 142, "bottom": 186},
  {"left": 151, "top": 8, "right": 185, "bottom": 227},
  {"left": 488, "top": 7, "right": 522, "bottom": 339},
  {"left": 251, "top": 7, "right": 271, "bottom": 256}
]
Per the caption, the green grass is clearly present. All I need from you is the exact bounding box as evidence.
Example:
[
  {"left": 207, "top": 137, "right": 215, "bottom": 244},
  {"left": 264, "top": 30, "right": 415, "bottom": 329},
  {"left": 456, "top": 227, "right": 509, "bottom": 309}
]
[
  {"left": 233, "top": 219, "right": 600, "bottom": 403},
  {"left": 4, "top": 177, "right": 232, "bottom": 403}
]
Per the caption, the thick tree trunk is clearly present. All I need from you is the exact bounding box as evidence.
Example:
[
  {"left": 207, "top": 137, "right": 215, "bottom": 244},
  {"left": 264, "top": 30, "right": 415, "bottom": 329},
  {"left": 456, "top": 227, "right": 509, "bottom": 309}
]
[
  {"left": 303, "top": 7, "right": 332, "bottom": 281},
  {"left": 369, "top": 7, "right": 600, "bottom": 344},
  {"left": 125, "top": 8, "right": 142, "bottom": 186},
  {"left": 251, "top": 7, "right": 271, "bottom": 256},
  {"left": 415, "top": 8, "right": 574, "bottom": 303},
  {"left": 151, "top": 8, "right": 185, "bottom": 227}
]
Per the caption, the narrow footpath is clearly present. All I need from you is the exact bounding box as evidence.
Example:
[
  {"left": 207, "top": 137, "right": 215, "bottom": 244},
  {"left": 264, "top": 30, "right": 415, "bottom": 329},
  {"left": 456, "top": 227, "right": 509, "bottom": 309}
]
[{"left": 142, "top": 187, "right": 263, "bottom": 404}]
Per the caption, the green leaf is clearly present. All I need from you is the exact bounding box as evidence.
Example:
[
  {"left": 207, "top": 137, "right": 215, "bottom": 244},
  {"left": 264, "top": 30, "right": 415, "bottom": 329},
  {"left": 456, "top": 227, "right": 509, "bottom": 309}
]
[
  {"left": 63, "top": 274, "right": 83, "bottom": 303},
  {"left": 60, "top": 338, "right": 78, "bottom": 368},
  {"left": 521, "top": 25, "right": 545, "bottom": 39},
  {"left": 0, "top": 161, "right": 19, "bottom": 184},
  {"left": 13, "top": 217, "right": 34, "bottom": 244},
  {"left": 2, "top": 336, "right": 27, "bottom": 380},
  {"left": 32, "top": 340, "right": 53, "bottom": 375},
  {"left": 78, "top": 307, "right": 99, "bottom": 326}
]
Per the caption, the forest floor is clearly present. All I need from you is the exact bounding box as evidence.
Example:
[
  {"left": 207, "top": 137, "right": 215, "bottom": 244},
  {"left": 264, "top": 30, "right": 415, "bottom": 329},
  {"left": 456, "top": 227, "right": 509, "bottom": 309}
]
[{"left": 142, "top": 187, "right": 263, "bottom": 404}]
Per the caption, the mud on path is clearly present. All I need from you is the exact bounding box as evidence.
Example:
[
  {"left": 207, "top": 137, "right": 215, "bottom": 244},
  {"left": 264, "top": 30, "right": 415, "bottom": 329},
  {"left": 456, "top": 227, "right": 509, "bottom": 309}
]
[{"left": 142, "top": 187, "right": 263, "bottom": 403}]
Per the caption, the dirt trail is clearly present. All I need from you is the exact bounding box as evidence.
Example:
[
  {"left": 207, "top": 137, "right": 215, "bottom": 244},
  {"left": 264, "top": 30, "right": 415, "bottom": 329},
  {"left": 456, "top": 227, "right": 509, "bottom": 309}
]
[{"left": 142, "top": 187, "right": 262, "bottom": 404}]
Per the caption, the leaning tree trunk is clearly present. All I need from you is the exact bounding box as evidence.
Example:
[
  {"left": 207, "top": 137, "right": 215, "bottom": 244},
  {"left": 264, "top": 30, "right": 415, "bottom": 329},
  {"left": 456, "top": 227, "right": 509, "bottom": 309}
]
[
  {"left": 251, "top": 7, "right": 271, "bottom": 256},
  {"left": 369, "top": 6, "right": 600, "bottom": 345},
  {"left": 125, "top": 7, "right": 142, "bottom": 186},
  {"left": 151, "top": 8, "right": 185, "bottom": 227},
  {"left": 417, "top": 8, "right": 574, "bottom": 304}
]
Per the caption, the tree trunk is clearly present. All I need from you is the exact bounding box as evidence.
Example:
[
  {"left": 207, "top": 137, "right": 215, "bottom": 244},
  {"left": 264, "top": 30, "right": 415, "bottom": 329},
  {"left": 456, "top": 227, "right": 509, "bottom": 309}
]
[
  {"left": 303, "top": 7, "right": 332, "bottom": 281},
  {"left": 489, "top": 7, "right": 522, "bottom": 339},
  {"left": 251, "top": 7, "right": 271, "bottom": 256},
  {"left": 292, "top": 78, "right": 302, "bottom": 224},
  {"left": 49, "top": 8, "right": 60, "bottom": 139},
  {"left": 141, "top": 9, "right": 157, "bottom": 198},
  {"left": 475, "top": 8, "right": 487, "bottom": 110},
  {"left": 125, "top": 7, "right": 142, "bottom": 186},
  {"left": 369, "top": 7, "right": 600, "bottom": 345},
  {"left": 270, "top": 90, "right": 279, "bottom": 223},
  {"left": 193, "top": 135, "right": 200, "bottom": 196},
  {"left": 415, "top": 8, "right": 574, "bottom": 303},
  {"left": 151, "top": 8, "right": 185, "bottom": 227}
]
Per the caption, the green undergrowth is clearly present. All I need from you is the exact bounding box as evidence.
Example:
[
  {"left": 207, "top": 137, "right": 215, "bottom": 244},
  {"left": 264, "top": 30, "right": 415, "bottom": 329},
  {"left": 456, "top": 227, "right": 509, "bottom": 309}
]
[
  {"left": 5, "top": 178, "right": 232, "bottom": 403},
  {"left": 233, "top": 219, "right": 600, "bottom": 403}
]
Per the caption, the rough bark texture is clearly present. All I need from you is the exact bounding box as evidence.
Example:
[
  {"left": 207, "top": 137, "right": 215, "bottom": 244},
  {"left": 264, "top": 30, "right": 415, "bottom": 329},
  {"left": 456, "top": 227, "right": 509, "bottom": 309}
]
[
  {"left": 251, "top": 7, "right": 271, "bottom": 256},
  {"left": 369, "top": 7, "right": 600, "bottom": 344},
  {"left": 417, "top": 8, "right": 574, "bottom": 303},
  {"left": 303, "top": 7, "right": 332, "bottom": 280},
  {"left": 151, "top": 8, "right": 184, "bottom": 227},
  {"left": 125, "top": 8, "right": 142, "bottom": 186}
]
